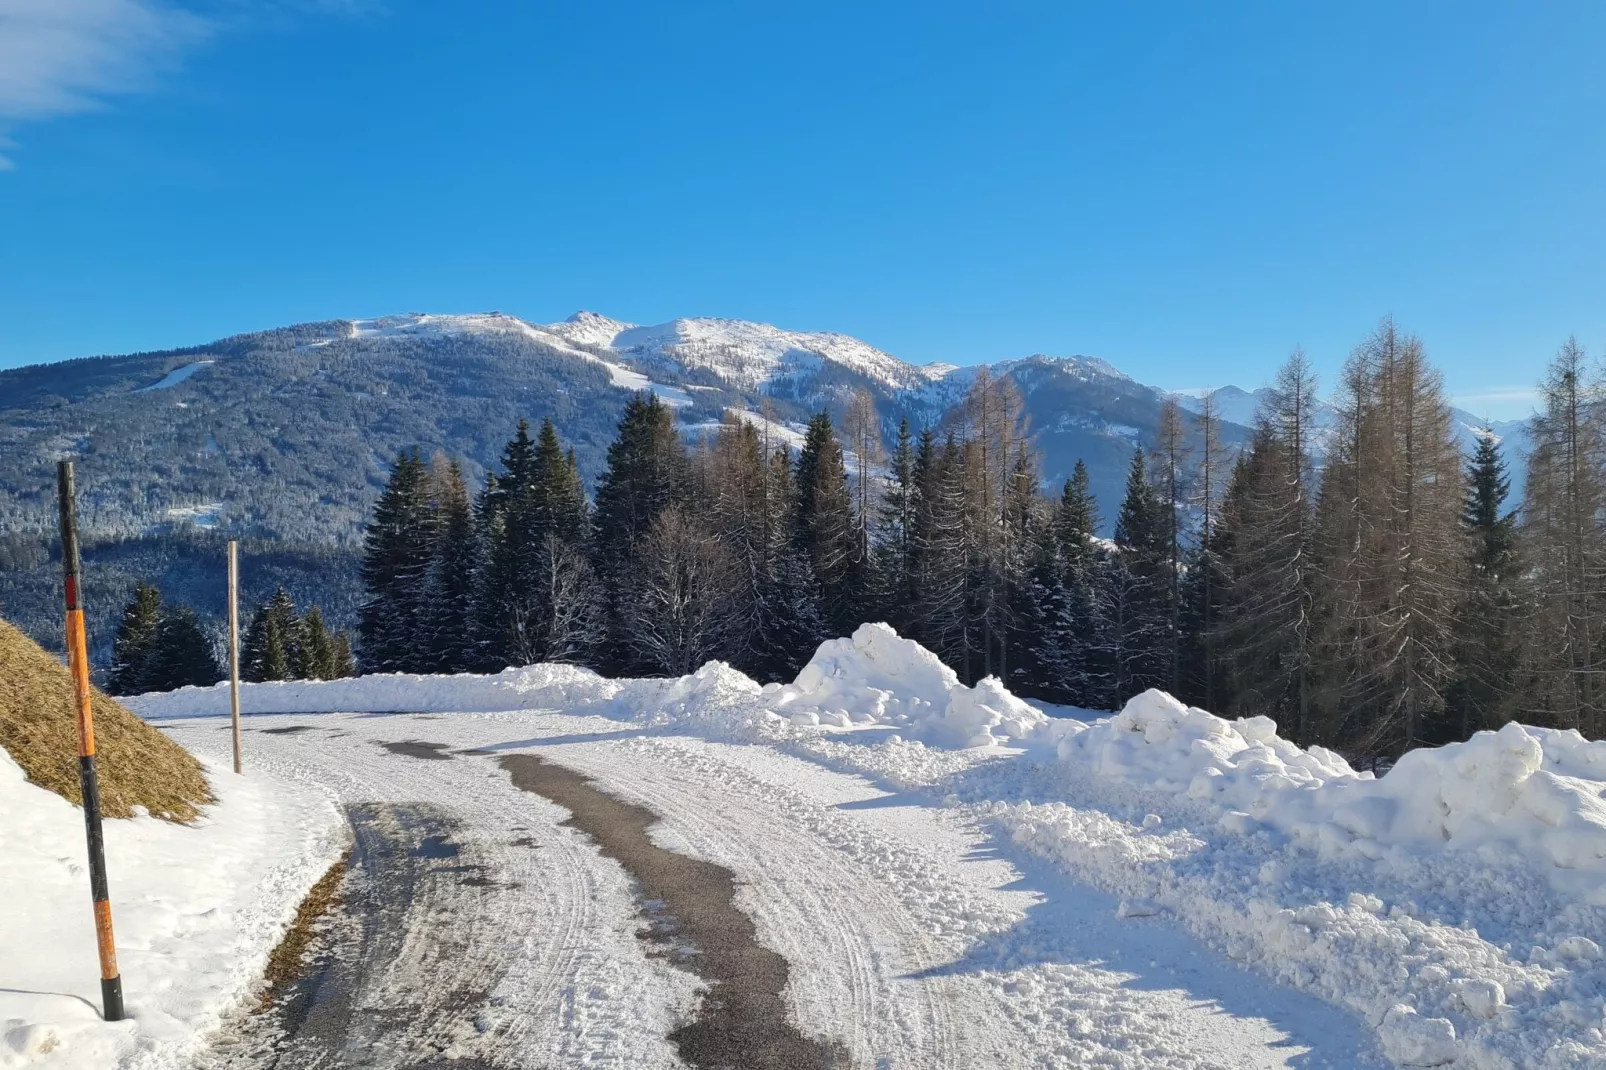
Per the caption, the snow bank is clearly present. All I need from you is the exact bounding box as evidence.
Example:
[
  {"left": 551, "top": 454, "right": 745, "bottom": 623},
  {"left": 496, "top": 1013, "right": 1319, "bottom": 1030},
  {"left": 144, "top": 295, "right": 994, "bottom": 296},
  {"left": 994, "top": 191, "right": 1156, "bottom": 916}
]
[
  {"left": 125, "top": 662, "right": 617, "bottom": 720},
  {"left": 1060, "top": 689, "right": 1606, "bottom": 906},
  {"left": 0, "top": 750, "right": 343, "bottom": 1069}
]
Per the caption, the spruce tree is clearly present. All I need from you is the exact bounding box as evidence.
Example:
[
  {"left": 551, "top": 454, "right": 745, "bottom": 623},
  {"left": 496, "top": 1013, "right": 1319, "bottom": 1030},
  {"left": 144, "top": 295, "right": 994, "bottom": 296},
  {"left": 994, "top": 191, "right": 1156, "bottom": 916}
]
[
  {"left": 592, "top": 393, "right": 689, "bottom": 671},
  {"left": 483, "top": 420, "right": 598, "bottom": 668},
  {"left": 752, "top": 441, "right": 825, "bottom": 679},
  {"left": 914, "top": 434, "right": 974, "bottom": 676},
  {"left": 424, "top": 459, "right": 479, "bottom": 672},
  {"left": 147, "top": 605, "right": 223, "bottom": 691},
  {"left": 1055, "top": 461, "right": 1100, "bottom": 573},
  {"left": 871, "top": 418, "right": 919, "bottom": 628},
  {"left": 244, "top": 587, "right": 298, "bottom": 682},
  {"left": 358, "top": 451, "right": 435, "bottom": 674},
  {"left": 108, "top": 582, "right": 163, "bottom": 695},
  {"left": 1051, "top": 460, "right": 1109, "bottom": 707},
  {"left": 331, "top": 632, "right": 357, "bottom": 678},
  {"left": 794, "top": 411, "right": 862, "bottom": 636},
  {"left": 295, "top": 605, "right": 337, "bottom": 680},
  {"left": 1444, "top": 430, "right": 1524, "bottom": 740},
  {"left": 1111, "top": 447, "right": 1169, "bottom": 699}
]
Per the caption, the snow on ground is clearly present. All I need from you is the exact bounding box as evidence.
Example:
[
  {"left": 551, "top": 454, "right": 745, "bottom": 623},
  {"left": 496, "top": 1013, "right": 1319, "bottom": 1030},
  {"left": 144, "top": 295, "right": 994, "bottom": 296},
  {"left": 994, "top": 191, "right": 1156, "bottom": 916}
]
[
  {"left": 134, "top": 363, "right": 214, "bottom": 393},
  {"left": 0, "top": 751, "right": 342, "bottom": 1070},
  {"left": 137, "top": 709, "right": 1381, "bottom": 1068},
  {"left": 134, "top": 624, "right": 1606, "bottom": 1067}
]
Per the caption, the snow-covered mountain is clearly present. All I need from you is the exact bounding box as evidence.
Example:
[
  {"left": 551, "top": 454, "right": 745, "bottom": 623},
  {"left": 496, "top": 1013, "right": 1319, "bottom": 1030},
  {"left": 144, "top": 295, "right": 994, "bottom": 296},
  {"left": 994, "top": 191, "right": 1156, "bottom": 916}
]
[
  {"left": 267, "top": 309, "right": 1207, "bottom": 518},
  {"left": 1173, "top": 385, "right": 1534, "bottom": 499}
]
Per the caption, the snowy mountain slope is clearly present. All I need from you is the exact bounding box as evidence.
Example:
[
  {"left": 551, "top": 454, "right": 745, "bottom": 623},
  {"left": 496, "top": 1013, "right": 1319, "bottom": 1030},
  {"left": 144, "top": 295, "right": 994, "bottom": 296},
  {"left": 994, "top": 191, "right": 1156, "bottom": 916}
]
[
  {"left": 1173, "top": 385, "right": 1534, "bottom": 499},
  {"left": 0, "top": 307, "right": 1230, "bottom": 646},
  {"left": 549, "top": 310, "right": 958, "bottom": 393}
]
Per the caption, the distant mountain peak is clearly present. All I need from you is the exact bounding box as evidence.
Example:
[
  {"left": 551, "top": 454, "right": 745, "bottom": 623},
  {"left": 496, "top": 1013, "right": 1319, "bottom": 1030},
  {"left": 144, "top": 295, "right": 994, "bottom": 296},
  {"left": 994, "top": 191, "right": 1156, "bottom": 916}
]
[{"left": 554, "top": 310, "right": 637, "bottom": 348}]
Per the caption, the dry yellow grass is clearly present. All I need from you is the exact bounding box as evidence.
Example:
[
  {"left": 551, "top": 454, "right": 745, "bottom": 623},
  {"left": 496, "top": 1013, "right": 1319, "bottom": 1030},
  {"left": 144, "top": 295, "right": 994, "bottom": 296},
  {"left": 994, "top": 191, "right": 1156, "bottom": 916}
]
[{"left": 0, "top": 616, "right": 212, "bottom": 822}]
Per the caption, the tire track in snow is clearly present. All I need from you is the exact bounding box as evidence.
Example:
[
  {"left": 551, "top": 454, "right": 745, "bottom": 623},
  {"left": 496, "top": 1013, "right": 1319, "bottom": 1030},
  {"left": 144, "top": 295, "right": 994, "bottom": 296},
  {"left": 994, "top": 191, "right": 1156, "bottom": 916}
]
[{"left": 173, "top": 717, "right": 697, "bottom": 1070}]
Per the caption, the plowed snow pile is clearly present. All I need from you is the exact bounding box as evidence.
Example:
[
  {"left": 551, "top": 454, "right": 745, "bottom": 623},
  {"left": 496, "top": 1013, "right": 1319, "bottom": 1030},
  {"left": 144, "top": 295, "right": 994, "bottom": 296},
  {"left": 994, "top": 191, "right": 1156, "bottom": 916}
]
[{"left": 134, "top": 623, "right": 1606, "bottom": 1067}]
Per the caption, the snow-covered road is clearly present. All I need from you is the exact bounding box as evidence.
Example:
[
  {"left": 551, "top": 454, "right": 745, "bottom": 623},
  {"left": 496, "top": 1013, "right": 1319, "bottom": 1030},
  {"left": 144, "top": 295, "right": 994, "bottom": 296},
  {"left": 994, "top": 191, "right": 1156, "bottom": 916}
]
[{"left": 159, "top": 708, "right": 1383, "bottom": 1069}]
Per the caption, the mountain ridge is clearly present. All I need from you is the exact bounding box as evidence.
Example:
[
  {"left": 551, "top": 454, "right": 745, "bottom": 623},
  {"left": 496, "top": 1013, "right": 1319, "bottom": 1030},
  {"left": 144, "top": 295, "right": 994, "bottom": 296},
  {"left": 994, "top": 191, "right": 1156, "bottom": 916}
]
[{"left": 0, "top": 308, "right": 1525, "bottom": 652}]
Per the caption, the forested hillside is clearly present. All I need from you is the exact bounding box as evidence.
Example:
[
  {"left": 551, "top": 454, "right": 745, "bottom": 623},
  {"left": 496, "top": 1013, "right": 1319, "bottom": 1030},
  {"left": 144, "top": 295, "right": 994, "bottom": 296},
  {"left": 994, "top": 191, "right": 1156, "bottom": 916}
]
[
  {"left": 0, "top": 310, "right": 1239, "bottom": 656},
  {"left": 352, "top": 318, "right": 1598, "bottom": 754}
]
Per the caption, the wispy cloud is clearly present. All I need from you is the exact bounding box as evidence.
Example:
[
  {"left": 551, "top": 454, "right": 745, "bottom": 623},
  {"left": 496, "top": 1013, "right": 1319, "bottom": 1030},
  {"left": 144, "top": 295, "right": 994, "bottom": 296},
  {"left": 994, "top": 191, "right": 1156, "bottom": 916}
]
[
  {"left": 1450, "top": 387, "right": 1540, "bottom": 422},
  {"left": 0, "top": 0, "right": 211, "bottom": 168},
  {"left": 1450, "top": 388, "right": 1539, "bottom": 407}
]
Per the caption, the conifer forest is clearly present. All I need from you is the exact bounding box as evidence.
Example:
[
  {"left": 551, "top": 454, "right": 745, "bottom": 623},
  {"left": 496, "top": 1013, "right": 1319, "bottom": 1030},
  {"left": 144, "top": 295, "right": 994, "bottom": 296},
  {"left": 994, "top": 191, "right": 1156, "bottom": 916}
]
[{"left": 352, "top": 320, "right": 1606, "bottom": 758}]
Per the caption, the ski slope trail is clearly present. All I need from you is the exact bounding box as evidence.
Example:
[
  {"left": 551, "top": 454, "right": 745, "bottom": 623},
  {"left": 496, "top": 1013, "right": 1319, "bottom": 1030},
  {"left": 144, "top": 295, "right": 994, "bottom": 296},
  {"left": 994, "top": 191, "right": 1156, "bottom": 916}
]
[{"left": 159, "top": 709, "right": 1384, "bottom": 1070}]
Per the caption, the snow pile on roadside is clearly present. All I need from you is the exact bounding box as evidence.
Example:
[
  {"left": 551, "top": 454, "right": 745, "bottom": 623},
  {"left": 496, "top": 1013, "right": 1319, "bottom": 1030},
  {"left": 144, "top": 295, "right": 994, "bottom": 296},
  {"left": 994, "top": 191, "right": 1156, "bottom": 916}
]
[
  {"left": 767, "top": 624, "right": 1052, "bottom": 746},
  {"left": 131, "top": 624, "right": 1052, "bottom": 749},
  {"left": 1060, "top": 689, "right": 1606, "bottom": 905},
  {"left": 0, "top": 750, "right": 343, "bottom": 1070},
  {"left": 125, "top": 662, "right": 617, "bottom": 720}
]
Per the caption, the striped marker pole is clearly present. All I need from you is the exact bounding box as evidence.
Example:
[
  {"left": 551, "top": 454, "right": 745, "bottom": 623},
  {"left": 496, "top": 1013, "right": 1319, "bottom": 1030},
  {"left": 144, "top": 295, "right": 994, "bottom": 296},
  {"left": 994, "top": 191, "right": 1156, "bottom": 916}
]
[{"left": 56, "top": 461, "right": 126, "bottom": 1023}]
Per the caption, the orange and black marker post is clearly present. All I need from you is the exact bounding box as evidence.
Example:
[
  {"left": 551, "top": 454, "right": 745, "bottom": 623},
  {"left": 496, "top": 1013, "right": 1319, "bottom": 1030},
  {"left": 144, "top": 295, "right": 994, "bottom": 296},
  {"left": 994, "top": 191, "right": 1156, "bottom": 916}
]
[{"left": 56, "top": 461, "right": 125, "bottom": 1023}]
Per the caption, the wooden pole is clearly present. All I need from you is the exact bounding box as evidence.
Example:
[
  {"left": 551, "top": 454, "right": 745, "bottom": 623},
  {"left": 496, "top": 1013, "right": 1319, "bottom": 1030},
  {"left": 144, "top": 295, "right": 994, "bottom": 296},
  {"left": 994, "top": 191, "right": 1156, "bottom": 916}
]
[
  {"left": 56, "top": 461, "right": 125, "bottom": 1022},
  {"left": 228, "top": 540, "right": 242, "bottom": 774}
]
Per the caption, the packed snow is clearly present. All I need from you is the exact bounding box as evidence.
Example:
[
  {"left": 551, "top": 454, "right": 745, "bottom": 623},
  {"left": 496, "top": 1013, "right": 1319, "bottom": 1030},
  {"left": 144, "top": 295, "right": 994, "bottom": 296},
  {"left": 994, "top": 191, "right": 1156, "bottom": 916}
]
[
  {"left": 132, "top": 623, "right": 1606, "bottom": 1067},
  {"left": 0, "top": 750, "right": 342, "bottom": 1070}
]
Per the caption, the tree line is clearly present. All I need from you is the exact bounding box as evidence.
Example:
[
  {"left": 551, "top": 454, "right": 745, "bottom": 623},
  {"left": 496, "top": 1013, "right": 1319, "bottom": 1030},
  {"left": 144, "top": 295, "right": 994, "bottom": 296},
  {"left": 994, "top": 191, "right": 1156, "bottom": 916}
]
[
  {"left": 358, "top": 319, "right": 1604, "bottom": 756},
  {"left": 106, "top": 582, "right": 352, "bottom": 695}
]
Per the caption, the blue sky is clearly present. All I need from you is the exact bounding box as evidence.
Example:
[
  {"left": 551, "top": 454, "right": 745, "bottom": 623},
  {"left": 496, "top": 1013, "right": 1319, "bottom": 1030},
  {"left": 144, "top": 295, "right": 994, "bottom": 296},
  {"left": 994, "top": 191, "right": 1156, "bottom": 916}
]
[{"left": 2, "top": 1, "right": 1602, "bottom": 418}]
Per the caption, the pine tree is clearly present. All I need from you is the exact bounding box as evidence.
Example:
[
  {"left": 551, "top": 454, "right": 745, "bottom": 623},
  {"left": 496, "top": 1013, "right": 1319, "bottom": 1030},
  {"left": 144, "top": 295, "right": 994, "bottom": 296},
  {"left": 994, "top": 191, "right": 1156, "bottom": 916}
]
[
  {"left": 295, "top": 606, "right": 337, "bottom": 680},
  {"left": 147, "top": 604, "right": 223, "bottom": 690},
  {"left": 331, "top": 632, "right": 356, "bottom": 678},
  {"left": 593, "top": 393, "right": 690, "bottom": 671},
  {"left": 1110, "top": 447, "right": 1170, "bottom": 699},
  {"left": 358, "top": 451, "right": 435, "bottom": 674},
  {"left": 1447, "top": 431, "right": 1523, "bottom": 738},
  {"left": 423, "top": 459, "right": 479, "bottom": 672},
  {"left": 108, "top": 582, "right": 163, "bottom": 695},
  {"left": 1052, "top": 460, "right": 1109, "bottom": 707},
  {"left": 244, "top": 587, "right": 299, "bottom": 682},
  {"left": 871, "top": 417, "right": 919, "bottom": 627},
  {"left": 795, "top": 411, "right": 862, "bottom": 636}
]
